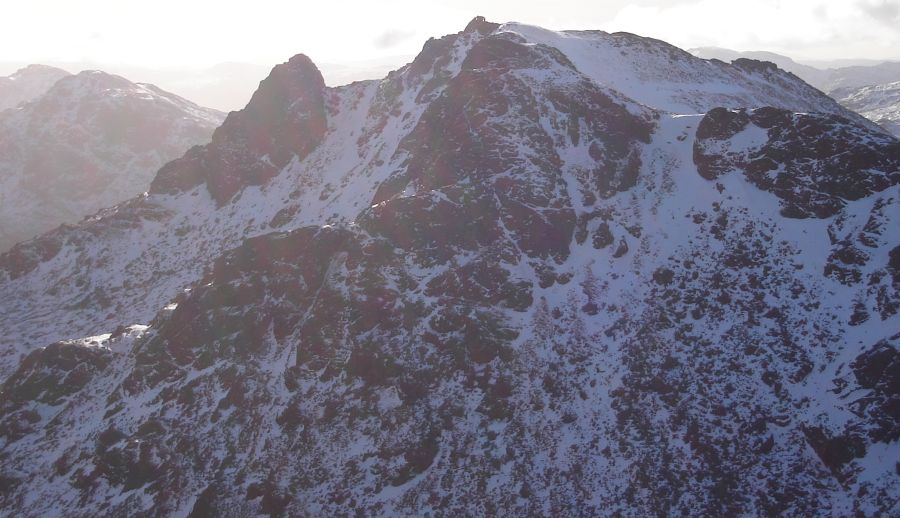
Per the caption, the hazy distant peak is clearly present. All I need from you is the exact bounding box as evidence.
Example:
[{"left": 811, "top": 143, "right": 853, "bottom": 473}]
[
  {"left": 690, "top": 46, "right": 801, "bottom": 64},
  {"left": 0, "top": 63, "right": 71, "bottom": 111},
  {"left": 0, "top": 64, "right": 224, "bottom": 253},
  {"left": 9, "top": 63, "right": 71, "bottom": 80},
  {"left": 68, "top": 69, "right": 136, "bottom": 87}
]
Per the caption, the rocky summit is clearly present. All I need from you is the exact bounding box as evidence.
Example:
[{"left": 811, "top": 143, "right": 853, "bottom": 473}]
[{"left": 0, "top": 18, "right": 898, "bottom": 517}]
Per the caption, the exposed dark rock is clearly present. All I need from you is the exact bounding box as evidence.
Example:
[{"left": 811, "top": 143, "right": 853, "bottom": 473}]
[
  {"left": 592, "top": 222, "right": 614, "bottom": 249},
  {"left": 613, "top": 237, "right": 629, "bottom": 258},
  {"left": 464, "top": 16, "right": 500, "bottom": 35},
  {"left": 151, "top": 55, "right": 327, "bottom": 205},
  {"left": 849, "top": 337, "right": 900, "bottom": 443},
  {"left": 694, "top": 107, "right": 900, "bottom": 218},
  {"left": 802, "top": 425, "right": 866, "bottom": 476}
]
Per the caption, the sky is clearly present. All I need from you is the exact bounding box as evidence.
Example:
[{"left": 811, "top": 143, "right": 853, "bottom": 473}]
[{"left": 2, "top": 0, "right": 899, "bottom": 70}]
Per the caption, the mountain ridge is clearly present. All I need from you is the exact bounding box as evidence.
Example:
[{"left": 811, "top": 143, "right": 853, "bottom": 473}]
[{"left": 690, "top": 46, "right": 900, "bottom": 137}]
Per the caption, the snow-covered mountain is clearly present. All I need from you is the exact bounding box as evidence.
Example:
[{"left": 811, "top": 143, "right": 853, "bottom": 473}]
[
  {"left": 0, "top": 18, "right": 897, "bottom": 517},
  {"left": 0, "top": 64, "right": 71, "bottom": 111},
  {"left": 833, "top": 81, "right": 900, "bottom": 138},
  {"left": 0, "top": 70, "right": 225, "bottom": 252},
  {"left": 822, "top": 62, "right": 900, "bottom": 92}
]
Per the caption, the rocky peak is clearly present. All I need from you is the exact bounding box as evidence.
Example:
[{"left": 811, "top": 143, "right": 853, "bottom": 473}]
[
  {"left": 150, "top": 54, "right": 327, "bottom": 205},
  {"left": 24, "top": 71, "right": 139, "bottom": 109},
  {"left": 68, "top": 70, "right": 134, "bottom": 88},
  {"left": 216, "top": 53, "right": 325, "bottom": 165},
  {"left": 731, "top": 57, "right": 781, "bottom": 74},
  {"left": 464, "top": 15, "right": 500, "bottom": 35}
]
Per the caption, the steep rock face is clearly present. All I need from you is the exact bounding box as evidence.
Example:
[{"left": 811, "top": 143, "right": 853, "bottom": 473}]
[
  {"left": 694, "top": 107, "right": 900, "bottom": 218},
  {"left": 0, "top": 18, "right": 899, "bottom": 517},
  {"left": 150, "top": 54, "right": 326, "bottom": 205},
  {"left": 372, "top": 31, "right": 656, "bottom": 264},
  {"left": 847, "top": 336, "right": 900, "bottom": 445},
  {"left": 0, "top": 71, "right": 224, "bottom": 252},
  {"left": 0, "top": 64, "right": 70, "bottom": 111}
]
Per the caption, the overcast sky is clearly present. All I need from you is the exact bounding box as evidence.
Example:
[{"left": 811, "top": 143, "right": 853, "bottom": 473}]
[{"left": 1, "top": 0, "right": 898, "bottom": 70}]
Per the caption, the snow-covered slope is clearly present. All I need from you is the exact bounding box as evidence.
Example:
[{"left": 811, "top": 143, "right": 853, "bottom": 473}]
[
  {"left": 0, "top": 64, "right": 71, "bottom": 111},
  {"left": 689, "top": 47, "right": 900, "bottom": 137},
  {"left": 833, "top": 81, "right": 900, "bottom": 138},
  {"left": 501, "top": 25, "right": 859, "bottom": 118},
  {"left": 0, "top": 71, "right": 225, "bottom": 252},
  {"left": 0, "top": 17, "right": 897, "bottom": 517}
]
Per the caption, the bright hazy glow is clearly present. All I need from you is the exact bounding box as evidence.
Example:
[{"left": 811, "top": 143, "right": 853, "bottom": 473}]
[{"left": 1, "top": 0, "right": 898, "bottom": 69}]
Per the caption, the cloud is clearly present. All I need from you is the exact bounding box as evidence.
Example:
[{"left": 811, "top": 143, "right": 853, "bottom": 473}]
[
  {"left": 373, "top": 30, "right": 416, "bottom": 50},
  {"left": 858, "top": 0, "right": 900, "bottom": 22}
]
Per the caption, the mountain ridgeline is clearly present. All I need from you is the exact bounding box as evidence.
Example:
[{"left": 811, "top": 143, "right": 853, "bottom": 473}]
[
  {"left": 0, "top": 17, "right": 898, "bottom": 517},
  {"left": 690, "top": 46, "right": 900, "bottom": 138}
]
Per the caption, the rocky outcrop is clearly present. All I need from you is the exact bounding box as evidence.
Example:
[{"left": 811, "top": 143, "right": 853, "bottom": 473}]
[
  {"left": 694, "top": 107, "right": 900, "bottom": 218},
  {"left": 150, "top": 54, "right": 326, "bottom": 205}
]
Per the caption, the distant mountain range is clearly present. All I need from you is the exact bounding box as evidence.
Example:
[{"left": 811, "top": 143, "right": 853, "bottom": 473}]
[
  {"left": 832, "top": 81, "right": 900, "bottom": 138},
  {"left": 0, "top": 66, "right": 224, "bottom": 252},
  {"left": 0, "top": 18, "right": 896, "bottom": 517}
]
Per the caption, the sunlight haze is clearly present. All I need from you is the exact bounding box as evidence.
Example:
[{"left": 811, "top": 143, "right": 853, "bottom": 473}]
[{"left": 3, "top": 0, "right": 898, "bottom": 71}]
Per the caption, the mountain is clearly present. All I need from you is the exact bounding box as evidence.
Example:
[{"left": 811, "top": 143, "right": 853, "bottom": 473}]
[
  {"left": 0, "top": 17, "right": 898, "bottom": 517},
  {"left": 0, "top": 70, "right": 225, "bottom": 252},
  {"left": 691, "top": 47, "right": 900, "bottom": 138},
  {"left": 0, "top": 64, "right": 71, "bottom": 111},
  {"left": 833, "top": 81, "right": 900, "bottom": 138},
  {"left": 821, "top": 62, "right": 900, "bottom": 93}
]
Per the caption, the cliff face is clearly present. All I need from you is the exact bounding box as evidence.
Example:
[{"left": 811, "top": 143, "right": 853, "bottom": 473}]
[
  {"left": 0, "top": 19, "right": 898, "bottom": 517},
  {"left": 150, "top": 54, "right": 326, "bottom": 205}
]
